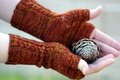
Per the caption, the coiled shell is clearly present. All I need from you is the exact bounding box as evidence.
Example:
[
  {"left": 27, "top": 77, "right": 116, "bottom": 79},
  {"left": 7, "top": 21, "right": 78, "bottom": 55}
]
[{"left": 72, "top": 38, "right": 99, "bottom": 63}]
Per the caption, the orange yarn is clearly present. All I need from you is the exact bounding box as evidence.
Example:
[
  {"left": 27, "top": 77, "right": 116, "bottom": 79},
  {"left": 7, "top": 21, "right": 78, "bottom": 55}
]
[
  {"left": 9, "top": 0, "right": 96, "bottom": 79},
  {"left": 11, "top": 0, "right": 95, "bottom": 48},
  {"left": 6, "top": 34, "right": 84, "bottom": 79}
]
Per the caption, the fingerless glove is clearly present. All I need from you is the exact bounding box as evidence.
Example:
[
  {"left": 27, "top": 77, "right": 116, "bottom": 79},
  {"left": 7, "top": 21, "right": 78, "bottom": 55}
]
[
  {"left": 11, "top": 0, "right": 95, "bottom": 48},
  {"left": 6, "top": 34, "right": 84, "bottom": 79}
]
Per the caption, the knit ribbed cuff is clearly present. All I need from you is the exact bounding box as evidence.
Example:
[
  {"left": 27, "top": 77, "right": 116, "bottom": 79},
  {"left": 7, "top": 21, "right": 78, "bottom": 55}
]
[
  {"left": 11, "top": 0, "right": 55, "bottom": 37},
  {"left": 6, "top": 34, "right": 41, "bottom": 66}
]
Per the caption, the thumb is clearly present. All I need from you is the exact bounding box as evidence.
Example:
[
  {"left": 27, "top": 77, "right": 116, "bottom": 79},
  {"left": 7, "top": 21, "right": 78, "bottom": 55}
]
[
  {"left": 85, "top": 54, "right": 115, "bottom": 75},
  {"left": 90, "top": 5, "right": 103, "bottom": 20},
  {"left": 77, "top": 59, "right": 89, "bottom": 75}
]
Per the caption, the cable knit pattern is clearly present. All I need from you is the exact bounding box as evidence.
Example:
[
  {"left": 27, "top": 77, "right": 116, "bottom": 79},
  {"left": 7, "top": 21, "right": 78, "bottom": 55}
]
[
  {"left": 11, "top": 0, "right": 95, "bottom": 48},
  {"left": 6, "top": 34, "right": 84, "bottom": 79}
]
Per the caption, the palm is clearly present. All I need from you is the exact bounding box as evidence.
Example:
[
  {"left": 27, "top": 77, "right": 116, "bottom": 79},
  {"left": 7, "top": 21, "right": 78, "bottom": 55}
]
[
  {"left": 90, "top": 29, "right": 120, "bottom": 57},
  {"left": 79, "top": 6, "right": 120, "bottom": 75}
]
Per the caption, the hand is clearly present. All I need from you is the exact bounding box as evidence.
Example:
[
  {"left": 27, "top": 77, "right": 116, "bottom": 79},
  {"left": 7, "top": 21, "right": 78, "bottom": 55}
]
[
  {"left": 90, "top": 5, "right": 120, "bottom": 58},
  {"left": 80, "top": 29, "right": 120, "bottom": 75},
  {"left": 90, "top": 29, "right": 120, "bottom": 57},
  {"left": 6, "top": 34, "right": 86, "bottom": 79},
  {"left": 78, "top": 54, "right": 115, "bottom": 75},
  {"left": 10, "top": 1, "right": 103, "bottom": 48},
  {"left": 8, "top": 33, "right": 116, "bottom": 79},
  {"left": 78, "top": 6, "right": 120, "bottom": 75}
]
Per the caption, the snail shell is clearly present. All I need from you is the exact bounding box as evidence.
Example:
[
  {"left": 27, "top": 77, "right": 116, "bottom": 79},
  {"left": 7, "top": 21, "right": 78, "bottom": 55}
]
[{"left": 72, "top": 38, "right": 99, "bottom": 63}]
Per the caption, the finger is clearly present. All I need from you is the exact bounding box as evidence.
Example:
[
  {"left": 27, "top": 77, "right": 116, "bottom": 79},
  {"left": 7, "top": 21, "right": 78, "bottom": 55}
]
[
  {"left": 92, "top": 55, "right": 115, "bottom": 72},
  {"left": 98, "top": 51, "right": 112, "bottom": 58},
  {"left": 93, "top": 39, "right": 119, "bottom": 57},
  {"left": 95, "top": 54, "right": 114, "bottom": 62},
  {"left": 85, "top": 55, "right": 115, "bottom": 75},
  {"left": 90, "top": 5, "right": 103, "bottom": 20},
  {"left": 88, "top": 58, "right": 114, "bottom": 75},
  {"left": 93, "top": 29, "right": 120, "bottom": 51}
]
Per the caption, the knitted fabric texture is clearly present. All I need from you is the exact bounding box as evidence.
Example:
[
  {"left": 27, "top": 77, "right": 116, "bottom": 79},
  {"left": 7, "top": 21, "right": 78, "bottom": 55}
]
[
  {"left": 11, "top": 0, "right": 95, "bottom": 48},
  {"left": 6, "top": 34, "right": 84, "bottom": 79}
]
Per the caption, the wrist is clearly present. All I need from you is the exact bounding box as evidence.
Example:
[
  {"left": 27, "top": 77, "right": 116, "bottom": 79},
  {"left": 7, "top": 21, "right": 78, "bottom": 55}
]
[{"left": 0, "top": 33, "right": 9, "bottom": 63}]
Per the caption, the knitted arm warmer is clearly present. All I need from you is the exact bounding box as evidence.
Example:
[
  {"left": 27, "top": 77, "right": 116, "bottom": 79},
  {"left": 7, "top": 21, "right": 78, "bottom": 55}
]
[
  {"left": 6, "top": 34, "right": 84, "bottom": 79},
  {"left": 11, "top": 0, "right": 95, "bottom": 47}
]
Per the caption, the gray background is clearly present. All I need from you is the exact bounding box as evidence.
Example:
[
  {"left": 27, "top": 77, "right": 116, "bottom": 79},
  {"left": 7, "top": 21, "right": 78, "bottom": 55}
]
[{"left": 0, "top": 0, "right": 120, "bottom": 80}]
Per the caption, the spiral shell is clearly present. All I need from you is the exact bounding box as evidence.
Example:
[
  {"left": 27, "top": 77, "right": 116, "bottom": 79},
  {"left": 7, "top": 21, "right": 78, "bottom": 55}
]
[{"left": 72, "top": 38, "right": 99, "bottom": 63}]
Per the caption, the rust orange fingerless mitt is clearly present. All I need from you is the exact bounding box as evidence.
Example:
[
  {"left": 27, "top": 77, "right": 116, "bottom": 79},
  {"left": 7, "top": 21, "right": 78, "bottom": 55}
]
[
  {"left": 11, "top": 0, "right": 95, "bottom": 48},
  {"left": 6, "top": 34, "right": 84, "bottom": 79}
]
